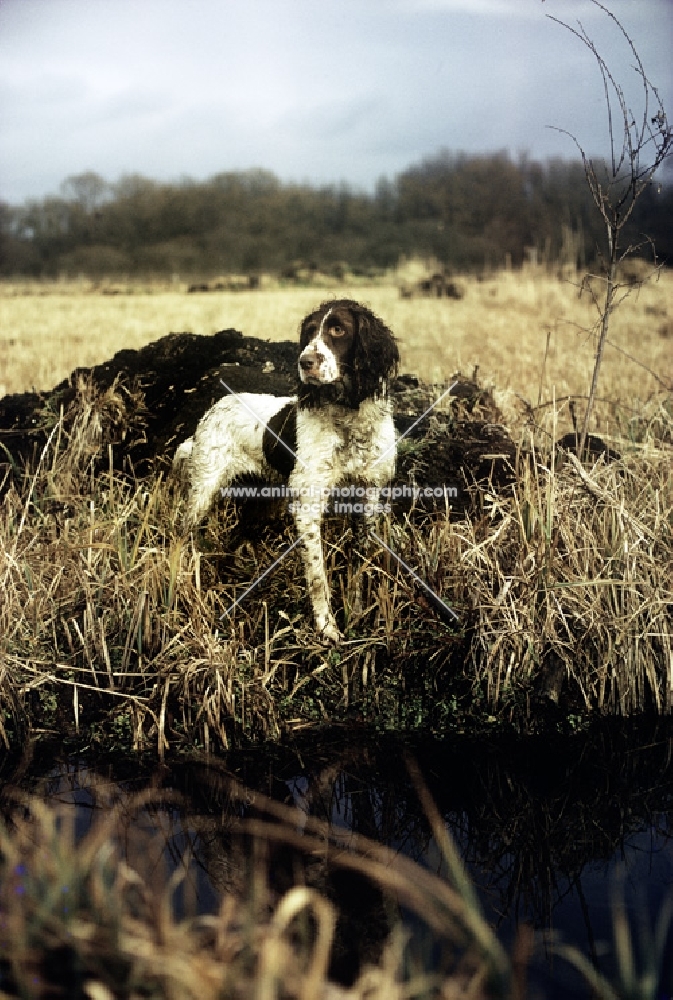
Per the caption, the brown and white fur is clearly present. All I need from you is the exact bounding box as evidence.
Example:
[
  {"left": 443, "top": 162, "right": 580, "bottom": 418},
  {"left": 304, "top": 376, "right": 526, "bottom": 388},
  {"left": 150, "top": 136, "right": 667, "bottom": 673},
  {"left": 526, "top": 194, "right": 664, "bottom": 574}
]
[{"left": 173, "top": 299, "right": 399, "bottom": 643}]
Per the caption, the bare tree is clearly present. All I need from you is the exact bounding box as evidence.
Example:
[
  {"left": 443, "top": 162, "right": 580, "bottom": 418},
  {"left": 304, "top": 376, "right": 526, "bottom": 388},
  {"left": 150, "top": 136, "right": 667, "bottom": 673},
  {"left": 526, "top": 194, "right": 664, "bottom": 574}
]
[
  {"left": 60, "top": 172, "right": 109, "bottom": 214},
  {"left": 547, "top": 0, "right": 672, "bottom": 457}
]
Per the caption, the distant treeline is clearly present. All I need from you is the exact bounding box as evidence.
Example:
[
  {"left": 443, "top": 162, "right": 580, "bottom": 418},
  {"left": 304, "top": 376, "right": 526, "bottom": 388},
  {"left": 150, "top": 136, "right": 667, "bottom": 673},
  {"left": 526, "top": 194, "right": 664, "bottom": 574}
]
[{"left": 1, "top": 150, "right": 671, "bottom": 278}]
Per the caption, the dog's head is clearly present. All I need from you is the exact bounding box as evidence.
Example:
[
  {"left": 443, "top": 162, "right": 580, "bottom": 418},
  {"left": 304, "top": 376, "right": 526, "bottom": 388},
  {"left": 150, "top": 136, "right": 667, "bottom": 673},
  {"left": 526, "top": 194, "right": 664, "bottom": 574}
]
[{"left": 297, "top": 300, "right": 399, "bottom": 407}]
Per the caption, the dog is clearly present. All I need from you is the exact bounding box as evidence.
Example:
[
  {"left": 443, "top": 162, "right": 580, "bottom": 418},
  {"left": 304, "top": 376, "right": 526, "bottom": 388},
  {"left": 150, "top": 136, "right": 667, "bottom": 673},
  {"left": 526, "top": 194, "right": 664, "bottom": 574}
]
[{"left": 173, "top": 299, "right": 399, "bottom": 642}]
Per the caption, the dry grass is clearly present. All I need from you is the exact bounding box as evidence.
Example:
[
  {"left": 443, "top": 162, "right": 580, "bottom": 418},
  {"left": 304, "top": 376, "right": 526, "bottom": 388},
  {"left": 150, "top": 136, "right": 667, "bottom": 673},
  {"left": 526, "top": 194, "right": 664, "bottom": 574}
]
[
  {"left": 461, "top": 444, "right": 673, "bottom": 714},
  {"left": 1, "top": 767, "right": 670, "bottom": 999},
  {"left": 0, "top": 264, "right": 672, "bottom": 744},
  {"left": 0, "top": 771, "right": 516, "bottom": 1000},
  {"left": 0, "top": 368, "right": 671, "bottom": 747}
]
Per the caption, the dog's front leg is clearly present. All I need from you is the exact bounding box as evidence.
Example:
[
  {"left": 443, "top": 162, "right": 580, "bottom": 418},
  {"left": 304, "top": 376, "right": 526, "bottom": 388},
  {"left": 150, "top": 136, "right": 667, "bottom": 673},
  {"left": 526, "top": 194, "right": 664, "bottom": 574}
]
[
  {"left": 299, "top": 519, "right": 341, "bottom": 644},
  {"left": 292, "top": 491, "right": 340, "bottom": 644}
]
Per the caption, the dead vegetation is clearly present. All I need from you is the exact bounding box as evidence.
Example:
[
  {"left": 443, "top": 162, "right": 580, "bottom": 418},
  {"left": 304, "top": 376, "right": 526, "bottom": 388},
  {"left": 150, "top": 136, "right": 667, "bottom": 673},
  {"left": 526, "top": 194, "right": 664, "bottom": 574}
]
[
  {"left": 0, "top": 323, "right": 671, "bottom": 749},
  {"left": 0, "top": 773, "right": 525, "bottom": 1000},
  {"left": 2, "top": 743, "right": 671, "bottom": 1000}
]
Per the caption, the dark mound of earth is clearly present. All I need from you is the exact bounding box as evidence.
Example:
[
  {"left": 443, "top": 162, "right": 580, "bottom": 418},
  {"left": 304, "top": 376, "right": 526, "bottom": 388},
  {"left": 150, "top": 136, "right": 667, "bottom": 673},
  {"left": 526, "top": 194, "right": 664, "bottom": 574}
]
[{"left": 0, "top": 329, "right": 517, "bottom": 513}]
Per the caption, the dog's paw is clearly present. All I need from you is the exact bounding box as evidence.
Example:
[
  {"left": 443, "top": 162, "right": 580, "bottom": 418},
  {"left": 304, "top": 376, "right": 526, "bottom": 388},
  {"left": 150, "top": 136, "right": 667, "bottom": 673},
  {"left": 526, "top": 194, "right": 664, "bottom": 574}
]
[{"left": 317, "top": 618, "right": 342, "bottom": 645}]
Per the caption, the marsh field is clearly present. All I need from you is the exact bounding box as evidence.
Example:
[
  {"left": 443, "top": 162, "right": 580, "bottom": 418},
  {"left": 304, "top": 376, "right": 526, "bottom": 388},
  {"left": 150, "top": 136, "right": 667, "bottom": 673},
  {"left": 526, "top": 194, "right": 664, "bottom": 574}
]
[
  {"left": 1, "top": 267, "right": 673, "bottom": 997},
  {"left": 1, "top": 263, "right": 672, "bottom": 744}
]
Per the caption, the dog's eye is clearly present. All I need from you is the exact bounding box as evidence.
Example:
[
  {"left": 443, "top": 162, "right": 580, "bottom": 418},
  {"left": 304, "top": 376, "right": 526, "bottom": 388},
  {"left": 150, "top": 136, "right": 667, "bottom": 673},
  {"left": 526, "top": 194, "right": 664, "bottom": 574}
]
[{"left": 329, "top": 324, "right": 346, "bottom": 337}]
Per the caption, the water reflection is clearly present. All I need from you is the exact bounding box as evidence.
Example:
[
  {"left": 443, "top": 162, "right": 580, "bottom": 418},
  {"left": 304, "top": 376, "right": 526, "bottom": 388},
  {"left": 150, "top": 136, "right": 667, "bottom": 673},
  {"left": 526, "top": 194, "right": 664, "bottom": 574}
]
[{"left": 2, "top": 719, "right": 673, "bottom": 997}]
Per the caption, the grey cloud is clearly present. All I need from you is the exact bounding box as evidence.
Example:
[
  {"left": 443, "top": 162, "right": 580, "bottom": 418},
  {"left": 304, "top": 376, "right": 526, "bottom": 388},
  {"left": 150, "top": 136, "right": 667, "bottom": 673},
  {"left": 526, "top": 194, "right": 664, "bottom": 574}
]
[{"left": 0, "top": 0, "right": 670, "bottom": 203}]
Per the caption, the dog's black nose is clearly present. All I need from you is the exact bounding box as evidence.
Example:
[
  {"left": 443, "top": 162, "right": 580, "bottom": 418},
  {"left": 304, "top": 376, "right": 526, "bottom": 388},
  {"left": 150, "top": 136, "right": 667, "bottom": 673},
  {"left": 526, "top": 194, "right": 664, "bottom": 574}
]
[{"left": 300, "top": 354, "right": 318, "bottom": 371}]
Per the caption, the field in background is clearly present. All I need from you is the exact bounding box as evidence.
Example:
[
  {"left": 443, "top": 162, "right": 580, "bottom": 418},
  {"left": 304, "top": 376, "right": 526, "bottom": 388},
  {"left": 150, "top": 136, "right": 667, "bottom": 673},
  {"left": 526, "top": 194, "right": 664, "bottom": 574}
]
[{"left": 1, "top": 265, "right": 671, "bottom": 441}]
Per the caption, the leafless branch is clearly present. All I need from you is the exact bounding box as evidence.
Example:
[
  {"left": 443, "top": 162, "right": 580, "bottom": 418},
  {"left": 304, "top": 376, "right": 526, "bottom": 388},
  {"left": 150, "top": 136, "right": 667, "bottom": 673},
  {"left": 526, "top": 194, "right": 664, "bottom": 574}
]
[{"left": 547, "top": 0, "right": 672, "bottom": 457}]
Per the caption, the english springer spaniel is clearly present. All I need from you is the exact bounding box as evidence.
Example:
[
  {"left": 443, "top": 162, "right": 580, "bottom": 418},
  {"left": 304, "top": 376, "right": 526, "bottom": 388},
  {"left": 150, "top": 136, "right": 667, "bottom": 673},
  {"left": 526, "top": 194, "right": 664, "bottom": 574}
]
[{"left": 173, "top": 299, "right": 399, "bottom": 643}]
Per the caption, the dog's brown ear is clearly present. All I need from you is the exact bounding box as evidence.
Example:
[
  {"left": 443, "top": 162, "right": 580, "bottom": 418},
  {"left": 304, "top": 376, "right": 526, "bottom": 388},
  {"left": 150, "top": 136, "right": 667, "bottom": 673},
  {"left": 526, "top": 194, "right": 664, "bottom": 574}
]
[{"left": 351, "top": 306, "right": 399, "bottom": 402}]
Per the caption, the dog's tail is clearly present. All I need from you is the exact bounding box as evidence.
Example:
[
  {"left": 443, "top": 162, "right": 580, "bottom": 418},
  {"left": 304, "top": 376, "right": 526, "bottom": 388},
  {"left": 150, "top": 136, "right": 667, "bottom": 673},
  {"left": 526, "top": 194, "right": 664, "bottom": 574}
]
[
  {"left": 171, "top": 438, "right": 195, "bottom": 534},
  {"left": 172, "top": 438, "right": 193, "bottom": 479}
]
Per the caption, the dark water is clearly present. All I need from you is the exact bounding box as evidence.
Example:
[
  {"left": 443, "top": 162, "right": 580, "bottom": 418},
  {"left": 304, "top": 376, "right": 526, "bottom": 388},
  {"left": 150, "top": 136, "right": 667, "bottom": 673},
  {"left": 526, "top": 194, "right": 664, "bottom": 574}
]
[{"left": 4, "top": 720, "right": 673, "bottom": 998}]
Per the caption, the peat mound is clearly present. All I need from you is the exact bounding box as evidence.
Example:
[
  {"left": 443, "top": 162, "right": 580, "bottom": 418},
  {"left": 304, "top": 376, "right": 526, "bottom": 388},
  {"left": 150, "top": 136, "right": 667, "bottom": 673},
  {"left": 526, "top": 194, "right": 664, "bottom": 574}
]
[
  {"left": 0, "top": 329, "right": 517, "bottom": 510},
  {"left": 0, "top": 330, "right": 298, "bottom": 478}
]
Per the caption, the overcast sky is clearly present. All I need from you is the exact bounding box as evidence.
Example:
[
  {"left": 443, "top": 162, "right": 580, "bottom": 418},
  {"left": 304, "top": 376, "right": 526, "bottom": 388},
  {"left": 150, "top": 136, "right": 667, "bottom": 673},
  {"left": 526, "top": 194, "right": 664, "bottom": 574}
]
[{"left": 0, "top": 0, "right": 671, "bottom": 205}]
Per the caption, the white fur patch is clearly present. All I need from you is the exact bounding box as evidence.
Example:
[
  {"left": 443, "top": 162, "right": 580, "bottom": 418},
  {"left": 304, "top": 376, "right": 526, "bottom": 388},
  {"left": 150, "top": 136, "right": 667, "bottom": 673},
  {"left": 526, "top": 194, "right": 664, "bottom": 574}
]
[{"left": 298, "top": 307, "right": 340, "bottom": 385}]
